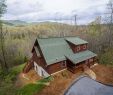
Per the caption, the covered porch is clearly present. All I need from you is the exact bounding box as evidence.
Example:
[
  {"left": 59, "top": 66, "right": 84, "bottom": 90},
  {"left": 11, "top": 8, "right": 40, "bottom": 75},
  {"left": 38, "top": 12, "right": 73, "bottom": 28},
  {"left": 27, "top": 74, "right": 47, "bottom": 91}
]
[{"left": 66, "top": 50, "right": 97, "bottom": 73}]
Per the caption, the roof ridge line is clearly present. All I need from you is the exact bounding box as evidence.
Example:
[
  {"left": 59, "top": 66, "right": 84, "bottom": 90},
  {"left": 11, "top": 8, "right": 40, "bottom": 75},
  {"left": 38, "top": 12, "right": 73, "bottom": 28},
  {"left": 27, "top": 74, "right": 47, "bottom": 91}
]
[{"left": 37, "top": 36, "right": 78, "bottom": 39}]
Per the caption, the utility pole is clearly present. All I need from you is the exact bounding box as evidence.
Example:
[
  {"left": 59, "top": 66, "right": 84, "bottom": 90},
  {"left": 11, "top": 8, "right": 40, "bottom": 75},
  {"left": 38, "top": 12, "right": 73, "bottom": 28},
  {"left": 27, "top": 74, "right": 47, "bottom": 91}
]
[
  {"left": 105, "top": 0, "right": 113, "bottom": 23},
  {"left": 74, "top": 14, "right": 77, "bottom": 25},
  {"left": 71, "top": 14, "right": 77, "bottom": 34}
]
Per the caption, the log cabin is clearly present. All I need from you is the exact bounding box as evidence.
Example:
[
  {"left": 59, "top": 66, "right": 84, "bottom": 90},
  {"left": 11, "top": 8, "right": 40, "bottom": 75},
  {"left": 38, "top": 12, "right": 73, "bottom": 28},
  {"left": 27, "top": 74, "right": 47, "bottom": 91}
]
[{"left": 23, "top": 37, "right": 97, "bottom": 78}]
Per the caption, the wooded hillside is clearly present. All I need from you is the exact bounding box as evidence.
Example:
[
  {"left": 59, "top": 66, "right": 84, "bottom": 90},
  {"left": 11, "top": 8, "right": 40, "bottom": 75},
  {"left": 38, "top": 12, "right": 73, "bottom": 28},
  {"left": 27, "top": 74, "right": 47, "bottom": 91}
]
[{"left": 1, "top": 21, "right": 113, "bottom": 69}]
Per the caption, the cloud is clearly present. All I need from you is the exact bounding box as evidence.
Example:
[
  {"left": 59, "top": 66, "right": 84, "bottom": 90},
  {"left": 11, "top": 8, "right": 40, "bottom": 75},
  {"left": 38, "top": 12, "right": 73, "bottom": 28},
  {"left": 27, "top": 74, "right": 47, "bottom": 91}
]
[
  {"left": 3, "top": 0, "right": 109, "bottom": 24},
  {"left": 6, "top": 0, "right": 42, "bottom": 15}
]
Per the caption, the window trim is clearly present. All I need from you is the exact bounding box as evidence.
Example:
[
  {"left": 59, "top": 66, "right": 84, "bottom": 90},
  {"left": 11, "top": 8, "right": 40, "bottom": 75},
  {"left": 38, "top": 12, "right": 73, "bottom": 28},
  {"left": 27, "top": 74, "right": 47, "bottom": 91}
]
[
  {"left": 83, "top": 44, "right": 87, "bottom": 49},
  {"left": 61, "top": 61, "right": 66, "bottom": 67},
  {"left": 77, "top": 46, "right": 80, "bottom": 51}
]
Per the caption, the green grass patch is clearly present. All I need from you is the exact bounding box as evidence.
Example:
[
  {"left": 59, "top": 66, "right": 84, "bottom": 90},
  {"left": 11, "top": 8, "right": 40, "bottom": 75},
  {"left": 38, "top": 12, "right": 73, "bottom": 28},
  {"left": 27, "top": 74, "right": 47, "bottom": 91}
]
[
  {"left": 0, "top": 63, "right": 26, "bottom": 95},
  {"left": 37, "top": 76, "right": 53, "bottom": 83},
  {"left": 1, "top": 63, "right": 53, "bottom": 95},
  {"left": 17, "top": 76, "right": 53, "bottom": 95},
  {"left": 16, "top": 83, "right": 44, "bottom": 95},
  {"left": 4, "top": 63, "right": 25, "bottom": 82},
  {"left": 11, "top": 63, "right": 25, "bottom": 74}
]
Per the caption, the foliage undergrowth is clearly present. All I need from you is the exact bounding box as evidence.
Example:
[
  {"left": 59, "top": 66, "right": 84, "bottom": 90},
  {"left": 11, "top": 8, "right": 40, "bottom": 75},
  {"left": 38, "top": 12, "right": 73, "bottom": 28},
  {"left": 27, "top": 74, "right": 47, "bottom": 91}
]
[
  {"left": 16, "top": 83, "right": 44, "bottom": 95},
  {"left": 16, "top": 76, "right": 53, "bottom": 95},
  {"left": 99, "top": 48, "right": 113, "bottom": 66},
  {"left": 0, "top": 63, "right": 25, "bottom": 95}
]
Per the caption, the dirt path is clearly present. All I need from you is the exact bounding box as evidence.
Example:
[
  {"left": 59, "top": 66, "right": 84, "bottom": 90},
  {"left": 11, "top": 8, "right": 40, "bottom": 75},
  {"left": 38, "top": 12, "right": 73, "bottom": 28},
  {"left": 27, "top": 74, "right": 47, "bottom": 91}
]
[
  {"left": 91, "top": 64, "right": 113, "bottom": 85},
  {"left": 36, "top": 70, "right": 83, "bottom": 95},
  {"left": 83, "top": 63, "right": 98, "bottom": 80},
  {"left": 84, "top": 68, "right": 96, "bottom": 80}
]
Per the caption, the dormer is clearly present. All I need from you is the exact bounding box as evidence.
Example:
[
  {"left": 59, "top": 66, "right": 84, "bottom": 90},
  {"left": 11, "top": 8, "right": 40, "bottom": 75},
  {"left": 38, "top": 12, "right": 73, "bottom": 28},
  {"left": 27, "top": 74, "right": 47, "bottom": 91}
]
[{"left": 65, "top": 37, "right": 88, "bottom": 53}]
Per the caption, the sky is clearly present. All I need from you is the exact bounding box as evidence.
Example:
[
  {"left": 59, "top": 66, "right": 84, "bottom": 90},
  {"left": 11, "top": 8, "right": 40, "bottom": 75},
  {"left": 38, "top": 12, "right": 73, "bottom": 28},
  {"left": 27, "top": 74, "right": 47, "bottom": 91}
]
[{"left": 3, "top": 0, "right": 109, "bottom": 24}]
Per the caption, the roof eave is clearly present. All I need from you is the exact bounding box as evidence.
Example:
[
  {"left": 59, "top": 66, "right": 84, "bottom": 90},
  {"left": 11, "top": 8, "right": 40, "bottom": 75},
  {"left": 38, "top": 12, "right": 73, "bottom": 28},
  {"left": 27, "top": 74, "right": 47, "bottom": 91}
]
[{"left": 66, "top": 39, "right": 88, "bottom": 46}]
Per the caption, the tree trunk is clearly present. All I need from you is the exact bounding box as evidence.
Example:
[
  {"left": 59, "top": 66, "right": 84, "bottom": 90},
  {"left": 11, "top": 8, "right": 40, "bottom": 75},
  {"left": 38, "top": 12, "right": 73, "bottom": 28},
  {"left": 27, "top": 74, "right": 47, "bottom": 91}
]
[{"left": 0, "top": 21, "right": 8, "bottom": 72}]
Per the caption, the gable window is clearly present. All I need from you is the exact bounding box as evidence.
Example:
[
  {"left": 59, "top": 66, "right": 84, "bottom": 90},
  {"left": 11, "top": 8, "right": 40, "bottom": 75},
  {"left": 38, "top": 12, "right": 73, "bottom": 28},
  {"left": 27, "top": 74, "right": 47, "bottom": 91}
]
[
  {"left": 77, "top": 46, "right": 80, "bottom": 51},
  {"left": 61, "top": 61, "right": 66, "bottom": 67},
  {"left": 83, "top": 45, "right": 87, "bottom": 49}
]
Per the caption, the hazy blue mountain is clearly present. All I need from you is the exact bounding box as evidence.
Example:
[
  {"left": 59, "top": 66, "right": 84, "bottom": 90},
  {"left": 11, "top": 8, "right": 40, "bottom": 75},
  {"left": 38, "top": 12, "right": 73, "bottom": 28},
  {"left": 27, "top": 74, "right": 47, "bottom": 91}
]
[{"left": 3, "top": 20, "right": 27, "bottom": 26}]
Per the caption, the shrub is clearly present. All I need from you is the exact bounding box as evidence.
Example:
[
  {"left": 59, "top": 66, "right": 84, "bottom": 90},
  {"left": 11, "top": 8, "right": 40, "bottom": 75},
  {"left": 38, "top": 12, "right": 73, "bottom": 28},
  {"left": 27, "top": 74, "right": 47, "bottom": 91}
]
[
  {"left": 0, "top": 64, "right": 25, "bottom": 95},
  {"left": 99, "top": 48, "right": 113, "bottom": 66}
]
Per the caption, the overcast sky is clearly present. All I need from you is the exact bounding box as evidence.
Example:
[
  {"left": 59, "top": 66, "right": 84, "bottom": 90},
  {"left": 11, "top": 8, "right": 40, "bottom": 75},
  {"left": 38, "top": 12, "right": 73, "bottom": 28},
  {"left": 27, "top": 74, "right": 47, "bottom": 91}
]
[{"left": 3, "top": 0, "right": 109, "bottom": 24}]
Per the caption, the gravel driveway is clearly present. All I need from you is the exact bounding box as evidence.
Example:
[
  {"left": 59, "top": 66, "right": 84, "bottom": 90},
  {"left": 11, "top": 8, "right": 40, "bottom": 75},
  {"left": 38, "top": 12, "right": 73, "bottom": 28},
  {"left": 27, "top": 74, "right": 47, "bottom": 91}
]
[{"left": 64, "top": 76, "right": 113, "bottom": 95}]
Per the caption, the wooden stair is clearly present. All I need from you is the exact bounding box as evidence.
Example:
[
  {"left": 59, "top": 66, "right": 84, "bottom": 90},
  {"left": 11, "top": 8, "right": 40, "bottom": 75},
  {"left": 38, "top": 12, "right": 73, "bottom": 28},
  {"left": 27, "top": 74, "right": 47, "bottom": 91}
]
[{"left": 23, "top": 59, "right": 34, "bottom": 73}]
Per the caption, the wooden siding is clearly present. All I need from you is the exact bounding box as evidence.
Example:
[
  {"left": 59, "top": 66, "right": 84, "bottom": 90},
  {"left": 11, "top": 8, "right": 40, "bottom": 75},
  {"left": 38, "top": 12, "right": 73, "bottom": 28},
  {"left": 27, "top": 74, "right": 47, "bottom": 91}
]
[
  {"left": 67, "top": 60, "right": 84, "bottom": 73},
  {"left": 31, "top": 39, "right": 48, "bottom": 68},
  {"left": 32, "top": 49, "right": 46, "bottom": 68},
  {"left": 46, "top": 61, "right": 67, "bottom": 74},
  {"left": 32, "top": 47, "right": 67, "bottom": 74},
  {"left": 66, "top": 57, "right": 96, "bottom": 73},
  {"left": 66, "top": 59, "right": 76, "bottom": 73},
  {"left": 31, "top": 40, "right": 67, "bottom": 74},
  {"left": 67, "top": 41, "right": 88, "bottom": 53}
]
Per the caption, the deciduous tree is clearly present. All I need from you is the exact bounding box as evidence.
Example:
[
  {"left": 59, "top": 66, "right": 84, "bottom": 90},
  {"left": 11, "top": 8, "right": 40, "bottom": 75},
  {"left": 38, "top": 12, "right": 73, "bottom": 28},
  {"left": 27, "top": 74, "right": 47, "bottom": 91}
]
[{"left": 0, "top": 0, "right": 8, "bottom": 72}]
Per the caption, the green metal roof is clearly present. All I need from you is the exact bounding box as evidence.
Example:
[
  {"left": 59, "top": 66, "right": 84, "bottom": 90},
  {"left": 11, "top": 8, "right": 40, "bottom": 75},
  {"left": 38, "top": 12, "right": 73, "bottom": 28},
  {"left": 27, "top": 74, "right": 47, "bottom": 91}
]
[
  {"left": 36, "top": 37, "right": 96, "bottom": 66},
  {"left": 66, "top": 50, "right": 97, "bottom": 65},
  {"left": 65, "top": 37, "right": 88, "bottom": 45},
  {"left": 37, "top": 37, "right": 73, "bottom": 65}
]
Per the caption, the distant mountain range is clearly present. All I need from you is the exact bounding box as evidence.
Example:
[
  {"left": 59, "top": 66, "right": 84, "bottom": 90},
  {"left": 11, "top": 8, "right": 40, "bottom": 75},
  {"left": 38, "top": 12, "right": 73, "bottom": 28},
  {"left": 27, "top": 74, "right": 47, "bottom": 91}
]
[
  {"left": 2, "top": 19, "right": 75, "bottom": 26},
  {"left": 3, "top": 20, "right": 28, "bottom": 26},
  {"left": 2, "top": 20, "right": 56, "bottom": 26}
]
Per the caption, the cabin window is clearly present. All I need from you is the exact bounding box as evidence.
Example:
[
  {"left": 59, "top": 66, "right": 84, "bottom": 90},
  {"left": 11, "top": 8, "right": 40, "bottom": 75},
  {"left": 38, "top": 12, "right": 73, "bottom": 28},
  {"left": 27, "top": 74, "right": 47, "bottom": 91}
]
[
  {"left": 61, "top": 61, "right": 66, "bottom": 67},
  {"left": 36, "top": 65, "right": 38, "bottom": 71},
  {"left": 89, "top": 58, "right": 93, "bottom": 63},
  {"left": 41, "top": 70, "right": 44, "bottom": 76},
  {"left": 83, "top": 45, "right": 87, "bottom": 49},
  {"left": 85, "top": 60, "right": 88, "bottom": 64},
  {"left": 77, "top": 46, "right": 80, "bottom": 51}
]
